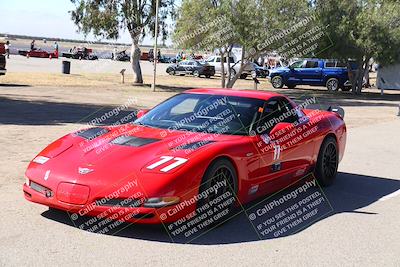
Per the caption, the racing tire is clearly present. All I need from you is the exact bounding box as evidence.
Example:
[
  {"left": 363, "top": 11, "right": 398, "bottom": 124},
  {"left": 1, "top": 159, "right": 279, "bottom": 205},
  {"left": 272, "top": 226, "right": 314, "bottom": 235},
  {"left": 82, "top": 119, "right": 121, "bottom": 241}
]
[
  {"left": 271, "top": 76, "right": 284, "bottom": 88},
  {"left": 193, "top": 70, "right": 200, "bottom": 77},
  {"left": 197, "top": 158, "right": 237, "bottom": 227},
  {"left": 168, "top": 69, "right": 175, "bottom": 75},
  {"left": 314, "top": 136, "right": 338, "bottom": 186},
  {"left": 326, "top": 78, "right": 339, "bottom": 91}
]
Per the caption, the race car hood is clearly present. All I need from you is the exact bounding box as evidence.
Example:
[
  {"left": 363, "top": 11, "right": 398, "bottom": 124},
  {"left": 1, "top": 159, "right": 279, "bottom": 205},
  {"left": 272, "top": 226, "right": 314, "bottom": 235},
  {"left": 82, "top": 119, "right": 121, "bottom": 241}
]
[{"left": 25, "top": 124, "right": 242, "bottom": 195}]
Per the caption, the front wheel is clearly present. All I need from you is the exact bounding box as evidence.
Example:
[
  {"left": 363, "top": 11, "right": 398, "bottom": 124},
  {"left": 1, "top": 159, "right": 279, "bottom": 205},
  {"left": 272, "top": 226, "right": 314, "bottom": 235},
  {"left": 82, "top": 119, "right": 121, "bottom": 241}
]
[
  {"left": 326, "top": 78, "right": 339, "bottom": 91},
  {"left": 193, "top": 70, "right": 200, "bottom": 77},
  {"left": 168, "top": 69, "right": 175, "bottom": 75},
  {"left": 271, "top": 76, "right": 284, "bottom": 88},
  {"left": 196, "top": 159, "right": 237, "bottom": 226},
  {"left": 314, "top": 136, "right": 338, "bottom": 186}
]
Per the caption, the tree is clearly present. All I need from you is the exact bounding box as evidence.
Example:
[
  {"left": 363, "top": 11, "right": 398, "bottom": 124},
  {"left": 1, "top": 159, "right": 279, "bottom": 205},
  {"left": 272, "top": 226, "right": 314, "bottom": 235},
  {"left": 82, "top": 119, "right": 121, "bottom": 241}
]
[
  {"left": 174, "top": 0, "right": 310, "bottom": 88},
  {"left": 315, "top": 0, "right": 400, "bottom": 93},
  {"left": 70, "top": 0, "right": 176, "bottom": 84},
  {"left": 173, "top": 0, "right": 235, "bottom": 87}
]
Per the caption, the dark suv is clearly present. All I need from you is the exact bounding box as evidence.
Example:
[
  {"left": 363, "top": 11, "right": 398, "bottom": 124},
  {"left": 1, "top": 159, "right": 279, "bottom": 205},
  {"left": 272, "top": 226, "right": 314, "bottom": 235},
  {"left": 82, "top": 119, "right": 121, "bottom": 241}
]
[{"left": 166, "top": 60, "right": 215, "bottom": 78}]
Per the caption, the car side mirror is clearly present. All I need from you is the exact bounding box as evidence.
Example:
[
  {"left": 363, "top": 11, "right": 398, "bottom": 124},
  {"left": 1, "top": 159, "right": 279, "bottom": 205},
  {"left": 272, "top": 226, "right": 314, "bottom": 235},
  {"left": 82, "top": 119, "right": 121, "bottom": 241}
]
[{"left": 136, "top": 109, "right": 149, "bottom": 119}]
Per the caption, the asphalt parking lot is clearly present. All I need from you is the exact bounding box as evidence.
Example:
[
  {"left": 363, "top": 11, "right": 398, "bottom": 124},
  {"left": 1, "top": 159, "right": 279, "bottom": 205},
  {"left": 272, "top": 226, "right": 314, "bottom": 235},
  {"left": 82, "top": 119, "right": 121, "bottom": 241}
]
[{"left": 0, "top": 83, "right": 399, "bottom": 266}]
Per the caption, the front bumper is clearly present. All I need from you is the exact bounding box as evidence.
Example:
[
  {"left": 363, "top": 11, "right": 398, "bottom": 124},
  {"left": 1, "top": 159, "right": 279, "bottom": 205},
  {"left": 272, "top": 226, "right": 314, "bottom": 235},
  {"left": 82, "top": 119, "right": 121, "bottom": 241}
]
[
  {"left": 23, "top": 181, "right": 195, "bottom": 225},
  {"left": 0, "top": 69, "right": 6, "bottom": 75}
]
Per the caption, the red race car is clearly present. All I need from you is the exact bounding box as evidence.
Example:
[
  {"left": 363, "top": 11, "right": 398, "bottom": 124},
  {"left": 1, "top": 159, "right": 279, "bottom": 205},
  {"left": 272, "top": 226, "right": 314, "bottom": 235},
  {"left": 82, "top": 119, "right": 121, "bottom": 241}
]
[
  {"left": 18, "top": 49, "right": 58, "bottom": 58},
  {"left": 23, "top": 89, "right": 346, "bottom": 227}
]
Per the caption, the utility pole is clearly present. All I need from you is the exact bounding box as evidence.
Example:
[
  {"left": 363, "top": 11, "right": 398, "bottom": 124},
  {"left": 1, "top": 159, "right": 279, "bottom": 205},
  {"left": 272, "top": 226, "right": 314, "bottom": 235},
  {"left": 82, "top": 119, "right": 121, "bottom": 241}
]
[{"left": 151, "top": 0, "right": 160, "bottom": 92}]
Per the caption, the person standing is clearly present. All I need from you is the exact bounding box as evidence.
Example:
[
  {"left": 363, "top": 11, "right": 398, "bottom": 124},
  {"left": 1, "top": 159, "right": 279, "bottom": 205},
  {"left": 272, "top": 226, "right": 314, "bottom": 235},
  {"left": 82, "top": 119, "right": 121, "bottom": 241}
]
[
  {"left": 30, "top": 40, "right": 35, "bottom": 50},
  {"left": 113, "top": 46, "right": 117, "bottom": 60},
  {"left": 54, "top": 41, "right": 59, "bottom": 57},
  {"left": 5, "top": 41, "right": 10, "bottom": 59}
]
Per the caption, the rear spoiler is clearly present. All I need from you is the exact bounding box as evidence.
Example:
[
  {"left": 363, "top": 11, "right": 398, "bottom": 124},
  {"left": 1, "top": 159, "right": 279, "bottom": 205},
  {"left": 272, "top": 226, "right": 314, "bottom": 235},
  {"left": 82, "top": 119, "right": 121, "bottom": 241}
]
[
  {"left": 305, "top": 104, "right": 345, "bottom": 119},
  {"left": 327, "top": 106, "right": 345, "bottom": 119}
]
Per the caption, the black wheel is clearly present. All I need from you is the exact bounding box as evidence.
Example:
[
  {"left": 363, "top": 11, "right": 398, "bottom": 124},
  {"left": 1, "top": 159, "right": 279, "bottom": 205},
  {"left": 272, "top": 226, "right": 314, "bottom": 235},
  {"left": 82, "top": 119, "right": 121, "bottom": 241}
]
[
  {"left": 287, "top": 84, "right": 296, "bottom": 89},
  {"left": 271, "top": 76, "right": 284, "bottom": 88},
  {"left": 168, "top": 69, "right": 175, "bottom": 75},
  {"left": 326, "top": 78, "right": 339, "bottom": 91},
  {"left": 239, "top": 73, "right": 248, "bottom": 79},
  {"left": 314, "top": 136, "right": 338, "bottom": 186},
  {"left": 193, "top": 70, "right": 200, "bottom": 77},
  {"left": 197, "top": 159, "right": 237, "bottom": 226}
]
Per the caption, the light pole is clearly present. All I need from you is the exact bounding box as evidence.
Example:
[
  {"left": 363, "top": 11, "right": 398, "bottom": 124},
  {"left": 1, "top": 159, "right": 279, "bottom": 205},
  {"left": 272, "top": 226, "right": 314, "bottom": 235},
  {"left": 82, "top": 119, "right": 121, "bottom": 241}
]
[{"left": 151, "top": 0, "right": 160, "bottom": 92}]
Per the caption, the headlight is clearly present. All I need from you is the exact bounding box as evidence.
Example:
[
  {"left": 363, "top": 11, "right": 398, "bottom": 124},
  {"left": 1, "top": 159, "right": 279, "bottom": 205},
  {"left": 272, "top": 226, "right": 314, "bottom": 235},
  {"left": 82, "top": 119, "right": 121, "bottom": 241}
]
[
  {"left": 143, "top": 197, "right": 180, "bottom": 208},
  {"left": 25, "top": 177, "right": 30, "bottom": 186},
  {"left": 32, "top": 156, "right": 50, "bottom": 164}
]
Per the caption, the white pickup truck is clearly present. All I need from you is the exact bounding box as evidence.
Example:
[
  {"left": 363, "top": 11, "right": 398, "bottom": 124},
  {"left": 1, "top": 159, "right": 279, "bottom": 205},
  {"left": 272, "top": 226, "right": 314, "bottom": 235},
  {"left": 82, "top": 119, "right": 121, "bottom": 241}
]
[{"left": 205, "top": 56, "right": 255, "bottom": 79}]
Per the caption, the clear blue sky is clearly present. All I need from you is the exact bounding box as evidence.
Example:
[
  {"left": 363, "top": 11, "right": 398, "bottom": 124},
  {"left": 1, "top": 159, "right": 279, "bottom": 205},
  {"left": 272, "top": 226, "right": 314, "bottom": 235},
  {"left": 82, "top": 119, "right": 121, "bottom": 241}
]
[{"left": 0, "top": 0, "right": 174, "bottom": 45}]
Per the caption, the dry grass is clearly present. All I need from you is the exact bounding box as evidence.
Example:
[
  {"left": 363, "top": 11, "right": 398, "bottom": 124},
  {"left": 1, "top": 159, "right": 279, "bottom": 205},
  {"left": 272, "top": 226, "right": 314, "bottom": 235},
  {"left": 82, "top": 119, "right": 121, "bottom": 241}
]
[{"left": 0, "top": 72, "right": 263, "bottom": 90}]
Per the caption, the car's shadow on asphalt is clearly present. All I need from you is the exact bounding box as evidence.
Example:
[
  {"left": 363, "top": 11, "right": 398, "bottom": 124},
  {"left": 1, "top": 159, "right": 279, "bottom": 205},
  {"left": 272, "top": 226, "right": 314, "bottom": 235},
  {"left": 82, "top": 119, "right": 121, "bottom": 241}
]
[
  {"left": 0, "top": 83, "right": 31, "bottom": 87},
  {"left": 42, "top": 172, "right": 400, "bottom": 245},
  {"left": 0, "top": 96, "right": 137, "bottom": 125}
]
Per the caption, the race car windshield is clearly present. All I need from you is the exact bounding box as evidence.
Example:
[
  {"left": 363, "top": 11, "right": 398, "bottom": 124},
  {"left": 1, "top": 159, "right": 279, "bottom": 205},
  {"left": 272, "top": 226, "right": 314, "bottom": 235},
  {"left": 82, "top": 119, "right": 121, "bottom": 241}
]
[{"left": 134, "top": 93, "right": 265, "bottom": 135}]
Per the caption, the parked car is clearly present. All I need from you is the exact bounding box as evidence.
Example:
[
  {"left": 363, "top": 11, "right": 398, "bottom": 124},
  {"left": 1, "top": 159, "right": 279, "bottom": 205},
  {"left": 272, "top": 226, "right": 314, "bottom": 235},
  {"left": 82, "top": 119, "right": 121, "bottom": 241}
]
[
  {"left": 62, "top": 47, "right": 98, "bottom": 60},
  {"left": 269, "top": 59, "right": 354, "bottom": 91},
  {"left": 19, "top": 49, "right": 58, "bottom": 58},
  {"left": 253, "top": 63, "right": 269, "bottom": 78},
  {"left": 148, "top": 49, "right": 155, "bottom": 61},
  {"left": 193, "top": 55, "right": 203, "bottom": 60},
  {"left": 23, "top": 89, "right": 346, "bottom": 225},
  {"left": 113, "top": 50, "right": 130, "bottom": 61},
  {"left": 0, "top": 54, "right": 6, "bottom": 76},
  {"left": 166, "top": 60, "right": 215, "bottom": 78},
  {"left": 141, "top": 52, "right": 149, "bottom": 61},
  {"left": 206, "top": 56, "right": 255, "bottom": 79},
  {"left": 0, "top": 42, "right": 5, "bottom": 54},
  {"left": 158, "top": 55, "right": 175, "bottom": 63}
]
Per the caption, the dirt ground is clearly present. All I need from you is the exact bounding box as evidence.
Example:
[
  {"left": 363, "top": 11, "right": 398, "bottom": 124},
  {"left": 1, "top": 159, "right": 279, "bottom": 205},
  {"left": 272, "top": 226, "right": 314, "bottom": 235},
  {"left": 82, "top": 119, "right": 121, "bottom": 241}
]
[{"left": 0, "top": 74, "right": 400, "bottom": 266}]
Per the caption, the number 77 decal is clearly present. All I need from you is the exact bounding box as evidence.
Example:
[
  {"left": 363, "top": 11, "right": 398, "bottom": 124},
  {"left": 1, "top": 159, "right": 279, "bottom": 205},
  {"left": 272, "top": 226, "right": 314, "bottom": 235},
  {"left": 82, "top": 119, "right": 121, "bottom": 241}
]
[{"left": 146, "top": 156, "right": 188, "bottom": 172}]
